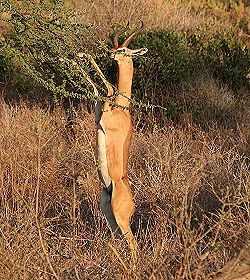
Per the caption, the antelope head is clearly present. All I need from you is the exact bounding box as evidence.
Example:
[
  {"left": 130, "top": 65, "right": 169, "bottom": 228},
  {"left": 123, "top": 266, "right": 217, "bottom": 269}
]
[{"left": 111, "top": 21, "right": 148, "bottom": 63}]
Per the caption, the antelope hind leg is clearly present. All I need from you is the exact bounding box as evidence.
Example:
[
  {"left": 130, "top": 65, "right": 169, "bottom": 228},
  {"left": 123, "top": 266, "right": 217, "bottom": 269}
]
[
  {"left": 100, "top": 185, "right": 121, "bottom": 237},
  {"left": 111, "top": 179, "right": 137, "bottom": 254}
]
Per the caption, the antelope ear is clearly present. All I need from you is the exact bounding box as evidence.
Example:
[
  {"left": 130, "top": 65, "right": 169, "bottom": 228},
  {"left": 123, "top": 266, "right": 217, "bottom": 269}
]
[{"left": 131, "top": 48, "right": 148, "bottom": 56}]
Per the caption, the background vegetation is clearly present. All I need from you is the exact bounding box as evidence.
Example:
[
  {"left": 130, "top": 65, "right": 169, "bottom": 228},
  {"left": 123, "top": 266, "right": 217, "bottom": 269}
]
[{"left": 0, "top": 0, "right": 249, "bottom": 279}]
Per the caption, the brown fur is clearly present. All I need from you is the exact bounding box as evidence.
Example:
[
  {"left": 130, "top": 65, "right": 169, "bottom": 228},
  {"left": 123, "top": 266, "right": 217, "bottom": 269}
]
[
  {"left": 100, "top": 54, "right": 136, "bottom": 253},
  {"left": 78, "top": 33, "right": 148, "bottom": 256}
]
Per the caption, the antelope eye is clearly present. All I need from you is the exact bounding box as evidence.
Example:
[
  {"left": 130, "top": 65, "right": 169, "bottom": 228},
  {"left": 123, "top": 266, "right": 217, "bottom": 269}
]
[{"left": 118, "top": 48, "right": 126, "bottom": 54}]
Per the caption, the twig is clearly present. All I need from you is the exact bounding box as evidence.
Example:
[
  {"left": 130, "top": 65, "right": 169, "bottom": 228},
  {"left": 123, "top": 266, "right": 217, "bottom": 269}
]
[
  {"left": 194, "top": 252, "right": 210, "bottom": 280},
  {"left": 107, "top": 242, "right": 129, "bottom": 274},
  {"left": 35, "top": 131, "right": 59, "bottom": 280},
  {"left": 74, "top": 266, "right": 81, "bottom": 280}
]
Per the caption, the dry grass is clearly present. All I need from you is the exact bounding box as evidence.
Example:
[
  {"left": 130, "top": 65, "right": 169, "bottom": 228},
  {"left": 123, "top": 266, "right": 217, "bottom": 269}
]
[
  {"left": 0, "top": 96, "right": 249, "bottom": 279},
  {"left": 68, "top": 0, "right": 250, "bottom": 37}
]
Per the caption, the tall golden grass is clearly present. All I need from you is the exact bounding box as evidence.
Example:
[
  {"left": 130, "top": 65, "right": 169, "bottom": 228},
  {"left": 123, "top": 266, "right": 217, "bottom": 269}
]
[
  {"left": 67, "top": 0, "right": 250, "bottom": 36},
  {"left": 0, "top": 95, "right": 249, "bottom": 279}
]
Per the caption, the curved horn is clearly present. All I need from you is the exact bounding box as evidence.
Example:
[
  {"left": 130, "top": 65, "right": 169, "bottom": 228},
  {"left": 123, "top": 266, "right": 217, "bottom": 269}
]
[
  {"left": 113, "top": 21, "right": 129, "bottom": 48},
  {"left": 122, "top": 20, "right": 144, "bottom": 47}
]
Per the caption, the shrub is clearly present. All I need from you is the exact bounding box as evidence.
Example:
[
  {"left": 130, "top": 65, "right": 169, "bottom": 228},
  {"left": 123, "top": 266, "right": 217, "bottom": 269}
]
[
  {"left": 1, "top": 1, "right": 249, "bottom": 122},
  {"left": 0, "top": 54, "right": 8, "bottom": 83},
  {"left": 194, "top": 30, "right": 250, "bottom": 91},
  {"left": 0, "top": 0, "right": 107, "bottom": 104},
  {"left": 99, "top": 29, "right": 249, "bottom": 121}
]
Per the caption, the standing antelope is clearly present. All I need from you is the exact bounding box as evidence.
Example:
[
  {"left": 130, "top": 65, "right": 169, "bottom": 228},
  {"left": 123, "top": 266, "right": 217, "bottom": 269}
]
[{"left": 78, "top": 22, "right": 148, "bottom": 254}]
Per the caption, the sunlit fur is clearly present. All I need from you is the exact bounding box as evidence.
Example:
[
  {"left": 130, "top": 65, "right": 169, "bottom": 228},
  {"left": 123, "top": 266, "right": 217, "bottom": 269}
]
[
  {"left": 98, "top": 34, "right": 147, "bottom": 255},
  {"left": 78, "top": 26, "right": 148, "bottom": 257}
]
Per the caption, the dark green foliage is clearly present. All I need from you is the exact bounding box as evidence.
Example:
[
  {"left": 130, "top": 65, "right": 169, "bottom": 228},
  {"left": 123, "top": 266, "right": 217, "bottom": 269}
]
[
  {"left": 97, "top": 28, "right": 249, "bottom": 121},
  {"left": 0, "top": 54, "right": 8, "bottom": 83},
  {"left": 1, "top": 0, "right": 108, "bottom": 104},
  {"left": 132, "top": 30, "right": 197, "bottom": 91},
  {"left": 130, "top": 30, "right": 198, "bottom": 119},
  {"left": 1, "top": 1, "right": 249, "bottom": 121},
  {"left": 131, "top": 29, "right": 249, "bottom": 98},
  {"left": 193, "top": 31, "right": 250, "bottom": 90}
]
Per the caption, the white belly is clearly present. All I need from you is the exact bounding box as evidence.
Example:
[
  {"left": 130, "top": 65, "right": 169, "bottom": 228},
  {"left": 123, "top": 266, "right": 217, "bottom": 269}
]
[{"left": 96, "top": 118, "right": 111, "bottom": 188}]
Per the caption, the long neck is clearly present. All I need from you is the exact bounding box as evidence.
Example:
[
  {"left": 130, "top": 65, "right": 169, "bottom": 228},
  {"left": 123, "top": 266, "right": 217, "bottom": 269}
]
[{"left": 116, "top": 59, "right": 133, "bottom": 108}]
